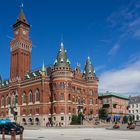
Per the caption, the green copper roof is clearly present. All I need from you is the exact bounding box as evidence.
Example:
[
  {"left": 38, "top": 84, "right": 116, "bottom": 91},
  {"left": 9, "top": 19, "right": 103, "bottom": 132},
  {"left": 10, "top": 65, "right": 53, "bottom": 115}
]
[
  {"left": 84, "top": 56, "right": 95, "bottom": 78},
  {"left": 98, "top": 92, "right": 129, "bottom": 100},
  {"left": 54, "top": 42, "right": 71, "bottom": 67}
]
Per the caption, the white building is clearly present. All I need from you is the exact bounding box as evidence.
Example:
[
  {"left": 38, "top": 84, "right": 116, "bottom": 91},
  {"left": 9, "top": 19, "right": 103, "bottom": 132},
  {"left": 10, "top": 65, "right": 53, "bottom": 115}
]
[{"left": 129, "top": 96, "right": 140, "bottom": 121}]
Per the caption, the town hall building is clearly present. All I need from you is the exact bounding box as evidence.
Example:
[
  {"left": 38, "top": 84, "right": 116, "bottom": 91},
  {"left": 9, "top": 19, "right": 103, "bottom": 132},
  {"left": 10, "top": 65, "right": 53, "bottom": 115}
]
[{"left": 0, "top": 7, "right": 98, "bottom": 126}]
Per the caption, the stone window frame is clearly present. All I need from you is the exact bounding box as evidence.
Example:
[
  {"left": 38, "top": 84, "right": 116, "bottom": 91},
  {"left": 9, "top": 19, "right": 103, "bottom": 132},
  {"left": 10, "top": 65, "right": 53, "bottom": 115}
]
[
  {"left": 89, "top": 98, "right": 93, "bottom": 104},
  {"left": 35, "top": 89, "right": 40, "bottom": 102},
  {"left": 22, "top": 91, "right": 27, "bottom": 104},
  {"left": 1, "top": 96, "right": 5, "bottom": 107},
  {"left": 29, "top": 90, "right": 33, "bottom": 103},
  {"left": 61, "top": 116, "right": 64, "bottom": 121},
  {"left": 6, "top": 95, "right": 11, "bottom": 106},
  {"left": 60, "top": 82, "right": 65, "bottom": 89},
  {"left": 60, "top": 107, "right": 64, "bottom": 113},
  {"left": 60, "top": 93, "right": 64, "bottom": 101}
]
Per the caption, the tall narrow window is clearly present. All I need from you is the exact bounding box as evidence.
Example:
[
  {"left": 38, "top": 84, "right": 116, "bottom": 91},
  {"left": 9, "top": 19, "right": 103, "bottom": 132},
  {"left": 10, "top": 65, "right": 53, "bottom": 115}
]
[
  {"left": 60, "top": 82, "right": 65, "bottom": 89},
  {"left": 6, "top": 96, "right": 11, "bottom": 105},
  {"left": 12, "top": 94, "right": 16, "bottom": 106},
  {"left": 15, "top": 95, "right": 18, "bottom": 104},
  {"left": 1, "top": 96, "right": 4, "bottom": 106},
  {"left": 35, "top": 89, "right": 40, "bottom": 102},
  {"left": 68, "top": 94, "right": 71, "bottom": 100},
  {"left": 29, "top": 90, "right": 33, "bottom": 103},
  {"left": 60, "top": 107, "right": 64, "bottom": 113},
  {"left": 22, "top": 92, "right": 26, "bottom": 104},
  {"left": 90, "top": 98, "right": 93, "bottom": 104},
  {"left": 60, "top": 93, "right": 64, "bottom": 100}
]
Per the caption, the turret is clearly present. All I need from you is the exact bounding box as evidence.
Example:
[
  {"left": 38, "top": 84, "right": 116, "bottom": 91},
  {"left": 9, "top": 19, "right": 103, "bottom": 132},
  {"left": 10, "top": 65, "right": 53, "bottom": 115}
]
[
  {"left": 54, "top": 42, "right": 71, "bottom": 68},
  {"left": 83, "top": 56, "right": 97, "bottom": 80}
]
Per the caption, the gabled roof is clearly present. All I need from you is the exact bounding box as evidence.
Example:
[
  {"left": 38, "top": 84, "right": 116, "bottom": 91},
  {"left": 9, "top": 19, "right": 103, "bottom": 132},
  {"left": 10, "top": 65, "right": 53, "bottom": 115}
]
[
  {"left": 25, "top": 69, "right": 42, "bottom": 80},
  {"left": 24, "top": 66, "right": 52, "bottom": 80}
]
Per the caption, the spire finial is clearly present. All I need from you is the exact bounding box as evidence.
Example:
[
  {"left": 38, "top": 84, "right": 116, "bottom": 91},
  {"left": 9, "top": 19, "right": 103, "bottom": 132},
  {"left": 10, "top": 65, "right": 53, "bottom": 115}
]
[
  {"left": 60, "top": 33, "right": 64, "bottom": 47},
  {"left": 20, "top": 0, "right": 24, "bottom": 9},
  {"left": 42, "top": 61, "right": 46, "bottom": 72}
]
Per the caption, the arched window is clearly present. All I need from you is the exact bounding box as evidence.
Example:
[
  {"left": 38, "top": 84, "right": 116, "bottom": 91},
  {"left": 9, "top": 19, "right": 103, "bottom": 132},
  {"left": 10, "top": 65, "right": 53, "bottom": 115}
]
[
  {"left": 29, "top": 90, "right": 33, "bottom": 103},
  {"left": 22, "top": 92, "right": 26, "bottom": 104},
  {"left": 35, "top": 89, "right": 40, "bottom": 102},
  {"left": 60, "top": 82, "right": 65, "bottom": 89},
  {"left": 72, "top": 96, "right": 75, "bottom": 102},
  {"left": 1, "top": 96, "right": 4, "bottom": 106},
  {"left": 12, "top": 94, "right": 16, "bottom": 106},
  {"left": 6, "top": 96, "right": 11, "bottom": 105}
]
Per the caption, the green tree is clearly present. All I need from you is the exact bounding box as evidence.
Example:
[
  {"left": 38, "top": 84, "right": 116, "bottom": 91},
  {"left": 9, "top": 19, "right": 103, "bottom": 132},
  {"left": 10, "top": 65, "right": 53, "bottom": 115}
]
[
  {"left": 71, "top": 115, "right": 78, "bottom": 125},
  {"left": 98, "top": 108, "right": 108, "bottom": 120},
  {"left": 71, "top": 113, "right": 84, "bottom": 125}
]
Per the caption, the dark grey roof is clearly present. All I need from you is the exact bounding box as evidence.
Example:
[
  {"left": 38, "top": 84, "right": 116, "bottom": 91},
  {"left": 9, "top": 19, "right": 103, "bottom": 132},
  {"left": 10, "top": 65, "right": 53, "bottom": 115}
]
[
  {"left": 129, "top": 96, "right": 140, "bottom": 104},
  {"left": 24, "top": 66, "right": 52, "bottom": 80},
  {"left": 25, "top": 69, "right": 42, "bottom": 80},
  {"left": 0, "top": 80, "right": 9, "bottom": 87},
  {"left": 54, "top": 42, "right": 71, "bottom": 68},
  {"left": 83, "top": 57, "right": 96, "bottom": 79}
]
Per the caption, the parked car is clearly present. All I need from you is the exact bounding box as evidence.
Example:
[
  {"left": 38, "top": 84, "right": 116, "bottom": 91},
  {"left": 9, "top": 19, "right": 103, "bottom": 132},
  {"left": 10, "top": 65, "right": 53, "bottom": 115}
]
[{"left": 0, "top": 122, "right": 22, "bottom": 135}]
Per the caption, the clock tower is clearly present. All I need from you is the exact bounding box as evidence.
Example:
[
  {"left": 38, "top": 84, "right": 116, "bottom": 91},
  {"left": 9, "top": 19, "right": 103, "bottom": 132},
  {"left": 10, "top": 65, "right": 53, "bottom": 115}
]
[{"left": 10, "top": 7, "right": 32, "bottom": 80}]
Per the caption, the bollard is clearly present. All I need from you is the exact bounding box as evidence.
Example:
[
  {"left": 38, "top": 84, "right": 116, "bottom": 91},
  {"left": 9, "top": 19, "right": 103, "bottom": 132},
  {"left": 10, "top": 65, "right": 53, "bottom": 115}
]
[
  {"left": 2, "top": 128, "right": 5, "bottom": 140},
  {"left": 20, "top": 128, "right": 23, "bottom": 140},
  {"left": 11, "top": 129, "right": 16, "bottom": 140}
]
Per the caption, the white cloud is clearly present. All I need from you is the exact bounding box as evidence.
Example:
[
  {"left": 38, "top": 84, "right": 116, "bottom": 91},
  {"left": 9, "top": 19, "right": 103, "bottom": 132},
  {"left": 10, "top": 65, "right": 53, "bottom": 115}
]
[
  {"left": 108, "top": 43, "right": 120, "bottom": 56},
  {"left": 99, "top": 57, "right": 140, "bottom": 95},
  {"left": 107, "top": 1, "right": 140, "bottom": 56}
]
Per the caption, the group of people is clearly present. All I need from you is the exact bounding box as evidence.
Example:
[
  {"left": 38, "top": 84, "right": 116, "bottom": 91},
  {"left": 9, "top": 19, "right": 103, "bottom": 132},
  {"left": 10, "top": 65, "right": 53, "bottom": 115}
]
[{"left": 113, "top": 121, "right": 136, "bottom": 129}]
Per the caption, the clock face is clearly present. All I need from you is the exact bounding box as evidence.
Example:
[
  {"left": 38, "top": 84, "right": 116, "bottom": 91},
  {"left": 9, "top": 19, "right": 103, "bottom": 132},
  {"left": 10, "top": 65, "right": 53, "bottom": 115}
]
[
  {"left": 15, "top": 31, "right": 18, "bottom": 35},
  {"left": 23, "top": 30, "right": 26, "bottom": 35}
]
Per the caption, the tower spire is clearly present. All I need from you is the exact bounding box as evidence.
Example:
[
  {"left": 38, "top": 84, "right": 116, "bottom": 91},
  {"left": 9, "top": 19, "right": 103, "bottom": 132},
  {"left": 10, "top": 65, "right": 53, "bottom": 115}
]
[
  {"left": 84, "top": 56, "right": 95, "bottom": 79},
  {"left": 15, "top": 1, "right": 28, "bottom": 24},
  {"left": 54, "top": 41, "right": 71, "bottom": 67}
]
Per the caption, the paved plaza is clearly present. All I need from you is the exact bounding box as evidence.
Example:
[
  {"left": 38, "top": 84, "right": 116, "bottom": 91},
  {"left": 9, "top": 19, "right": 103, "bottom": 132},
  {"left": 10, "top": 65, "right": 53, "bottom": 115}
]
[{"left": 3, "top": 127, "right": 140, "bottom": 140}]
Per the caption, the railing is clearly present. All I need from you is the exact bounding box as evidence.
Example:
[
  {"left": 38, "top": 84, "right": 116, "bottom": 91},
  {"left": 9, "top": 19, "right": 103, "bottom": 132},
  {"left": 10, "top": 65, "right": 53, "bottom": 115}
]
[{"left": 1, "top": 128, "right": 23, "bottom": 140}]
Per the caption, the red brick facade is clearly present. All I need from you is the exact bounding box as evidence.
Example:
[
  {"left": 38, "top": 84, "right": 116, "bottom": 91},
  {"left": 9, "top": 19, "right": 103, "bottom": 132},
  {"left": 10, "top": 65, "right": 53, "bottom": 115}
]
[{"left": 0, "top": 8, "right": 98, "bottom": 126}]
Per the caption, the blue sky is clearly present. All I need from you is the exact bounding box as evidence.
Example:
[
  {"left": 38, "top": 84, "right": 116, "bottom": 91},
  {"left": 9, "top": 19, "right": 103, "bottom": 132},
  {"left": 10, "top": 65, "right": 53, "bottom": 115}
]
[{"left": 0, "top": 0, "right": 140, "bottom": 95}]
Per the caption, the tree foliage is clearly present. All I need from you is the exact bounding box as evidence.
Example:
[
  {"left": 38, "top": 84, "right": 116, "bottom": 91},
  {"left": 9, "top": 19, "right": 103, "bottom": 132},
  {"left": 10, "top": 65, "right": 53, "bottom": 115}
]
[{"left": 98, "top": 108, "right": 108, "bottom": 120}]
